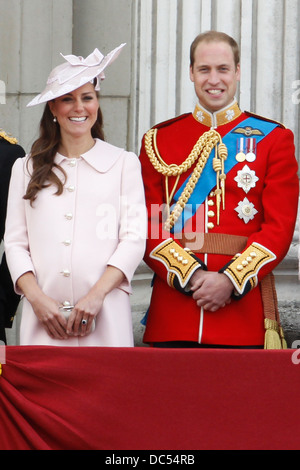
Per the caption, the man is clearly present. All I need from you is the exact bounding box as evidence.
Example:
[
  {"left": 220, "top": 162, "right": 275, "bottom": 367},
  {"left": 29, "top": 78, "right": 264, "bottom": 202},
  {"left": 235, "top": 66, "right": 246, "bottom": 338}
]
[
  {"left": 139, "top": 31, "right": 299, "bottom": 348},
  {"left": 0, "top": 129, "right": 25, "bottom": 343}
]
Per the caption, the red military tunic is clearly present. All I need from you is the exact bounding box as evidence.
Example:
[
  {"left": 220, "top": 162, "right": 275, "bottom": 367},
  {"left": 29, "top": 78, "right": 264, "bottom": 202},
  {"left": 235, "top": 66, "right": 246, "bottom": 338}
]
[{"left": 139, "top": 100, "right": 299, "bottom": 346}]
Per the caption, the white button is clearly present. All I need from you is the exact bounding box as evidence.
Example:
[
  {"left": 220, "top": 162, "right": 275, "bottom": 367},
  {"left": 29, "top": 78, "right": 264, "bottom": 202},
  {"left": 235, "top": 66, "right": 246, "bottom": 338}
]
[
  {"left": 63, "top": 300, "right": 71, "bottom": 306},
  {"left": 67, "top": 186, "right": 75, "bottom": 192},
  {"left": 65, "top": 213, "right": 73, "bottom": 220},
  {"left": 61, "top": 269, "right": 71, "bottom": 277},
  {"left": 63, "top": 239, "right": 71, "bottom": 246},
  {"left": 68, "top": 159, "right": 76, "bottom": 167}
]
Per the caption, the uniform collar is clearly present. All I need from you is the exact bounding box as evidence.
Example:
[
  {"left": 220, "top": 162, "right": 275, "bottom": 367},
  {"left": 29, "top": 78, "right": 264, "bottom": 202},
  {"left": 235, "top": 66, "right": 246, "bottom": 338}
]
[
  {"left": 55, "top": 138, "right": 124, "bottom": 173},
  {"left": 192, "top": 99, "right": 242, "bottom": 128}
]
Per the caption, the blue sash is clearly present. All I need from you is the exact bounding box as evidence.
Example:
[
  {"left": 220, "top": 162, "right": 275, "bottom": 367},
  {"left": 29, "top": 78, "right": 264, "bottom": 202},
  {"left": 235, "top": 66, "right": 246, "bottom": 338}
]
[{"left": 171, "top": 117, "right": 279, "bottom": 233}]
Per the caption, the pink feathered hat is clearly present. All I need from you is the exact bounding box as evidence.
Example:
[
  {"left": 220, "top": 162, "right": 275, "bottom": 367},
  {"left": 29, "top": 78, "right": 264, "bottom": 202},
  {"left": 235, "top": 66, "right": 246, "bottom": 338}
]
[{"left": 27, "top": 43, "right": 126, "bottom": 107}]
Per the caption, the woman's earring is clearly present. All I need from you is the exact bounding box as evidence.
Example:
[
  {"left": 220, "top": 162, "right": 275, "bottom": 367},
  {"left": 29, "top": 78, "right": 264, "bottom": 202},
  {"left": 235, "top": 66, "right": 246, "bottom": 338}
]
[{"left": 53, "top": 116, "right": 57, "bottom": 123}]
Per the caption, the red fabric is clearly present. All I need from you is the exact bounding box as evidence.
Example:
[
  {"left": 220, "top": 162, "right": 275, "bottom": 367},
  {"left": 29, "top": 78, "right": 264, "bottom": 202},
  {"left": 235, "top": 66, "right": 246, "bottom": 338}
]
[
  {"left": 139, "top": 111, "right": 299, "bottom": 345},
  {"left": 0, "top": 346, "right": 300, "bottom": 450}
]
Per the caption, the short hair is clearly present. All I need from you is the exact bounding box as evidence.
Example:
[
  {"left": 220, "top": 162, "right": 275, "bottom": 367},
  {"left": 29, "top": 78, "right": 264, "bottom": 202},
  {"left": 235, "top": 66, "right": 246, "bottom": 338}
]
[{"left": 190, "top": 31, "right": 240, "bottom": 69}]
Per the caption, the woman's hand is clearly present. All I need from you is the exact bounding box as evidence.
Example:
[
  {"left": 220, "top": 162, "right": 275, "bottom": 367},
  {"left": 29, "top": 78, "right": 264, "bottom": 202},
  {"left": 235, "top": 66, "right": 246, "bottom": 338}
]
[
  {"left": 66, "top": 265, "right": 126, "bottom": 336},
  {"left": 66, "top": 291, "right": 103, "bottom": 336},
  {"left": 31, "top": 293, "right": 69, "bottom": 339},
  {"left": 16, "top": 271, "right": 69, "bottom": 340}
]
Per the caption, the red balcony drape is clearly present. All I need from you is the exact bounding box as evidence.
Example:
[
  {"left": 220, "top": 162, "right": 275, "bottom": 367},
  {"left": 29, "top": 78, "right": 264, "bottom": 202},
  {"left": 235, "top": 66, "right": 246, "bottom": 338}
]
[{"left": 0, "top": 346, "right": 300, "bottom": 450}]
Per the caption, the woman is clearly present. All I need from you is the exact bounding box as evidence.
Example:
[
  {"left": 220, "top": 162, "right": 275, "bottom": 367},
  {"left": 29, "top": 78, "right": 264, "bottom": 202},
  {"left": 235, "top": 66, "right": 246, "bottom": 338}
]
[{"left": 4, "top": 45, "right": 146, "bottom": 346}]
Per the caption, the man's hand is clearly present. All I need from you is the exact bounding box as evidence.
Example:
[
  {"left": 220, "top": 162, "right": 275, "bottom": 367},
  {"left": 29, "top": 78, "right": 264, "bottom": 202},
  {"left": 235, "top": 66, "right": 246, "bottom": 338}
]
[{"left": 189, "top": 269, "right": 234, "bottom": 312}]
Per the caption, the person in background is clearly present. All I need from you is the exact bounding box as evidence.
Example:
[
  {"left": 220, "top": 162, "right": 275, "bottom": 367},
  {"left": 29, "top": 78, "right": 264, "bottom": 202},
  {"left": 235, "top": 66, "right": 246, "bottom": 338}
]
[
  {"left": 0, "top": 129, "right": 25, "bottom": 344},
  {"left": 4, "top": 44, "right": 146, "bottom": 346},
  {"left": 139, "top": 31, "right": 299, "bottom": 349}
]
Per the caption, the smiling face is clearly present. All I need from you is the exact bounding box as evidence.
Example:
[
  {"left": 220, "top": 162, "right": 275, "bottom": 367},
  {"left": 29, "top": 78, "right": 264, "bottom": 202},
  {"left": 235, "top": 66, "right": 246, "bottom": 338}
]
[
  {"left": 48, "top": 82, "right": 99, "bottom": 140},
  {"left": 190, "top": 40, "right": 240, "bottom": 113}
]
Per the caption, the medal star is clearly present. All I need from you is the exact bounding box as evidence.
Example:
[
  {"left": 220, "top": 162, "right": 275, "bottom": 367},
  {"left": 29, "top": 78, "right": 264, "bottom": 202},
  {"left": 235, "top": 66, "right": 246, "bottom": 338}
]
[
  {"left": 234, "top": 165, "right": 259, "bottom": 193},
  {"left": 235, "top": 197, "right": 258, "bottom": 224}
]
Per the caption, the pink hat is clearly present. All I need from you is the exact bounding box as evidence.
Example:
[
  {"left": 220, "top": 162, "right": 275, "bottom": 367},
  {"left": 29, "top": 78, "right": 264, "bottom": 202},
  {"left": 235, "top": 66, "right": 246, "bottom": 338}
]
[{"left": 27, "top": 43, "right": 126, "bottom": 107}]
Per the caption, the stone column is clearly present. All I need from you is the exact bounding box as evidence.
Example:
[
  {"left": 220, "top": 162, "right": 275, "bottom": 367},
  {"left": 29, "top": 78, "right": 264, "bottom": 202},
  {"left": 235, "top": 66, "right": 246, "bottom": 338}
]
[
  {"left": 131, "top": 0, "right": 300, "bottom": 345},
  {"left": 1, "top": 0, "right": 73, "bottom": 345},
  {"left": 73, "top": 0, "right": 134, "bottom": 150},
  {"left": 0, "top": 0, "right": 73, "bottom": 151}
]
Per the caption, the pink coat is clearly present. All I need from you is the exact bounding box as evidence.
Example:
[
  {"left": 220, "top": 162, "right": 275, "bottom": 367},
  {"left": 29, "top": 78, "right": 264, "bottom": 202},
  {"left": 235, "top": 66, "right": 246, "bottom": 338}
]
[{"left": 4, "top": 139, "right": 146, "bottom": 346}]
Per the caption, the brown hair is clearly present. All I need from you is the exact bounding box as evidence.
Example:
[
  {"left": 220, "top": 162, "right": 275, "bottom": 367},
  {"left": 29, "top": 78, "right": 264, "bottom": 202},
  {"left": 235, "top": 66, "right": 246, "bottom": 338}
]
[
  {"left": 190, "top": 31, "right": 240, "bottom": 69},
  {"left": 24, "top": 94, "right": 104, "bottom": 205}
]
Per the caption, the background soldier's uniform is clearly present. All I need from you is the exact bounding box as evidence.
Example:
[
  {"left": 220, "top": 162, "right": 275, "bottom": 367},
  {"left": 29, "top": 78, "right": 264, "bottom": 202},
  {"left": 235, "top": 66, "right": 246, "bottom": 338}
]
[{"left": 0, "top": 130, "right": 25, "bottom": 343}]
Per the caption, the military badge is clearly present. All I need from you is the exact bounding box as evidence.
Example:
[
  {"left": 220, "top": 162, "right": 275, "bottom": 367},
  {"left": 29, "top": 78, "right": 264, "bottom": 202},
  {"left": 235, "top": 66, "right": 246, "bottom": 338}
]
[
  {"left": 232, "top": 126, "right": 264, "bottom": 137},
  {"left": 196, "top": 110, "right": 205, "bottom": 122},
  {"left": 234, "top": 165, "right": 259, "bottom": 194},
  {"left": 245, "top": 137, "right": 256, "bottom": 162},
  {"left": 236, "top": 137, "right": 246, "bottom": 162},
  {"left": 226, "top": 109, "right": 235, "bottom": 121},
  {"left": 236, "top": 137, "right": 257, "bottom": 162},
  {"left": 235, "top": 197, "right": 258, "bottom": 224}
]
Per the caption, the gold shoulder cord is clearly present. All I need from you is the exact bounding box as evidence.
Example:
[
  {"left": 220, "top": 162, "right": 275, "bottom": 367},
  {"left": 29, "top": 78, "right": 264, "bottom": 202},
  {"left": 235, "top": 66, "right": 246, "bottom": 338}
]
[
  {"left": 0, "top": 129, "right": 18, "bottom": 144},
  {"left": 144, "top": 128, "right": 228, "bottom": 230}
]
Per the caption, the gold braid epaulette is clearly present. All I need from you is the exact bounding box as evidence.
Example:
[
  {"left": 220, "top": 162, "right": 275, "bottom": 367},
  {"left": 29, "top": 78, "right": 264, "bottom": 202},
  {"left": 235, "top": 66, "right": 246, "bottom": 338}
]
[
  {"left": 0, "top": 129, "right": 18, "bottom": 144},
  {"left": 144, "top": 127, "right": 227, "bottom": 230}
]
